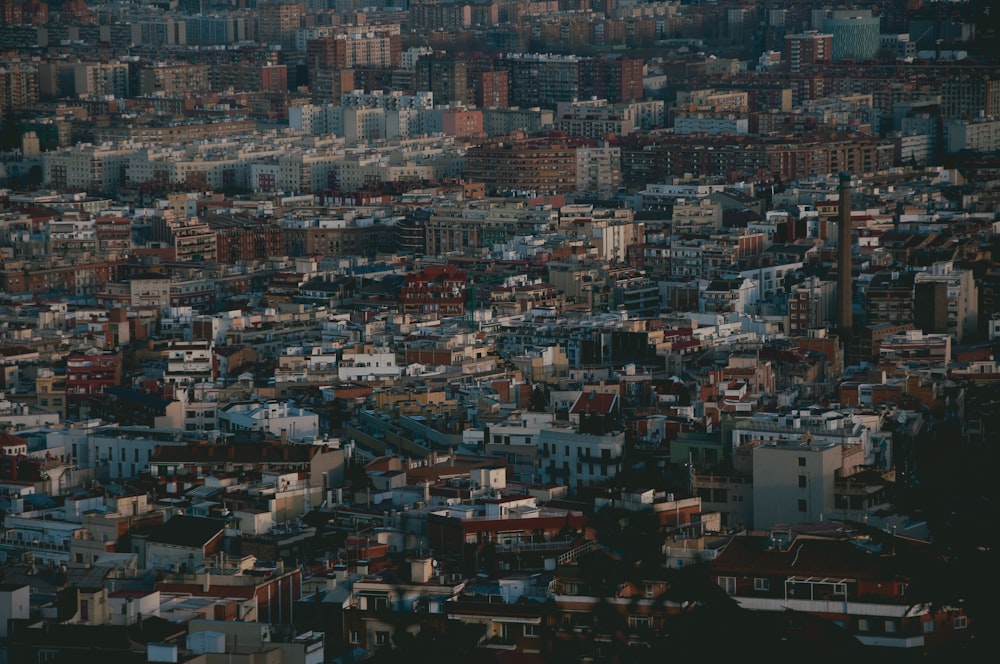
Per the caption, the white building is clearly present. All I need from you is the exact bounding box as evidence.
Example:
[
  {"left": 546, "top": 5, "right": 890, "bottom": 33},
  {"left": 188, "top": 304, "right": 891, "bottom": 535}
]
[
  {"left": 164, "top": 340, "right": 215, "bottom": 387},
  {"left": 752, "top": 440, "right": 842, "bottom": 529},
  {"left": 217, "top": 401, "right": 320, "bottom": 441},
  {"left": 914, "top": 260, "right": 977, "bottom": 343},
  {"left": 0, "top": 400, "right": 60, "bottom": 428},
  {"left": 539, "top": 425, "right": 625, "bottom": 491},
  {"left": 674, "top": 114, "right": 749, "bottom": 135},
  {"left": 43, "top": 142, "right": 139, "bottom": 194},
  {"left": 575, "top": 145, "right": 621, "bottom": 196},
  {"left": 46, "top": 426, "right": 191, "bottom": 480},
  {"left": 944, "top": 117, "right": 1000, "bottom": 153},
  {"left": 338, "top": 346, "right": 400, "bottom": 381}
]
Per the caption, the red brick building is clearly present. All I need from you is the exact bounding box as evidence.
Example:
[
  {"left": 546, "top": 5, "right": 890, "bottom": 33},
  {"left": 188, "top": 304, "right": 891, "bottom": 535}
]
[
  {"left": 66, "top": 349, "right": 122, "bottom": 419},
  {"left": 0, "top": 258, "right": 119, "bottom": 296},
  {"left": 476, "top": 69, "right": 509, "bottom": 108},
  {"left": 619, "top": 131, "right": 895, "bottom": 184},
  {"left": 442, "top": 109, "right": 483, "bottom": 138},
  {"left": 0, "top": 0, "right": 47, "bottom": 25},
  {"left": 260, "top": 63, "right": 288, "bottom": 93},
  {"left": 400, "top": 265, "right": 468, "bottom": 316},
  {"left": 784, "top": 31, "right": 833, "bottom": 73},
  {"left": 95, "top": 216, "right": 131, "bottom": 256},
  {"left": 208, "top": 216, "right": 285, "bottom": 264},
  {"left": 579, "top": 55, "right": 644, "bottom": 104},
  {"left": 466, "top": 134, "right": 592, "bottom": 194},
  {"left": 710, "top": 527, "right": 972, "bottom": 655}
]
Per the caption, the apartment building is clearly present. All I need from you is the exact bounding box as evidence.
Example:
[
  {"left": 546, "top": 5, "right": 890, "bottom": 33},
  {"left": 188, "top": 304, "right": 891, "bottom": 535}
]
[
  {"left": 465, "top": 136, "right": 584, "bottom": 195},
  {"left": 575, "top": 145, "right": 622, "bottom": 196},
  {"left": 425, "top": 200, "right": 558, "bottom": 255},
  {"left": 136, "top": 62, "right": 210, "bottom": 96},
  {"left": 66, "top": 349, "right": 121, "bottom": 420},
  {"left": 43, "top": 142, "right": 137, "bottom": 194},
  {"left": 257, "top": 1, "right": 303, "bottom": 51}
]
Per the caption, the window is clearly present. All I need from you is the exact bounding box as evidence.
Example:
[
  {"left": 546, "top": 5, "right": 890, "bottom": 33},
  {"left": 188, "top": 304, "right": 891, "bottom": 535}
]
[
  {"left": 628, "top": 616, "right": 651, "bottom": 630},
  {"left": 955, "top": 616, "right": 967, "bottom": 629},
  {"left": 885, "top": 620, "right": 897, "bottom": 634},
  {"left": 524, "top": 624, "right": 539, "bottom": 638},
  {"left": 349, "top": 630, "right": 360, "bottom": 644},
  {"left": 798, "top": 457, "right": 806, "bottom": 467},
  {"left": 858, "top": 618, "right": 870, "bottom": 632},
  {"left": 753, "top": 578, "right": 770, "bottom": 592},
  {"left": 923, "top": 620, "right": 935, "bottom": 634},
  {"left": 645, "top": 583, "right": 655, "bottom": 599},
  {"left": 719, "top": 576, "right": 736, "bottom": 594},
  {"left": 375, "top": 631, "right": 389, "bottom": 646},
  {"left": 798, "top": 475, "right": 808, "bottom": 488}
]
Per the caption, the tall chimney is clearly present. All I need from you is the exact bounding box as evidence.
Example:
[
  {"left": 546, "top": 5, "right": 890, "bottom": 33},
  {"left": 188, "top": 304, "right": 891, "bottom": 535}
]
[{"left": 837, "top": 172, "right": 853, "bottom": 341}]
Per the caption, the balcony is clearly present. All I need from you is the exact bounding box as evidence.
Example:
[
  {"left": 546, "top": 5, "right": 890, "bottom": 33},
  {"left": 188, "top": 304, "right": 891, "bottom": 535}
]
[
  {"left": 0, "top": 534, "right": 70, "bottom": 553},
  {"left": 494, "top": 538, "right": 576, "bottom": 554}
]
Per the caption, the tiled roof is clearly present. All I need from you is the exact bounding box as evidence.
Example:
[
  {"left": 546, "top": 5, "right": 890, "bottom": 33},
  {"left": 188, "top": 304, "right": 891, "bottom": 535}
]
[
  {"left": 570, "top": 392, "right": 618, "bottom": 416},
  {"left": 712, "top": 534, "right": 901, "bottom": 580}
]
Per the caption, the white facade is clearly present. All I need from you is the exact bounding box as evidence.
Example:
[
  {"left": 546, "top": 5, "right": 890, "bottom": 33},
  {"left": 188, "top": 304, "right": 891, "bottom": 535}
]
[
  {"left": 0, "top": 513, "right": 83, "bottom": 564},
  {"left": 752, "top": 440, "right": 841, "bottom": 529},
  {"left": 343, "top": 108, "right": 387, "bottom": 144},
  {"left": 218, "top": 401, "right": 320, "bottom": 441},
  {"left": 108, "top": 590, "right": 161, "bottom": 626},
  {"left": 914, "top": 260, "right": 977, "bottom": 343},
  {"left": 575, "top": 146, "right": 621, "bottom": 196},
  {"left": 337, "top": 347, "right": 400, "bottom": 381},
  {"left": 731, "top": 411, "right": 872, "bottom": 464},
  {"left": 674, "top": 114, "right": 749, "bottom": 135},
  {"left": 0, "top": 401, "right": 60, "bottom": 428},
  {"left": 944, "top": 117, "right": 1000, "bottom": 153},
  {"left": 43, "top": 143, "right": 138, "bottom": 193},
  {"left": 539, "top": 426, "right": 625, "bottom": 490},
  {"left": 47, "top": 427, "right": 190, "bottom": 480},
  {"left": 700, "top": 278, "right": 760, "bottom": 314},
  {"left": 165, "top": 340, "right": 214, "bottom": 387},
  {"left": 738, "top": 262, "right": 804, "bottom": 298}
]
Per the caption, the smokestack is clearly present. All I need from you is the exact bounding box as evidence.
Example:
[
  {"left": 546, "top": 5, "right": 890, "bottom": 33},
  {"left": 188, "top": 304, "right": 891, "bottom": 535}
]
[{"left": 837, "top": 172, "right": 853, "bottom": 341}]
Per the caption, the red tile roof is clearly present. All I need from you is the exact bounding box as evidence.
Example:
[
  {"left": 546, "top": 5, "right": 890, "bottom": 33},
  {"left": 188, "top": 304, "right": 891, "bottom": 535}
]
[{"left": 570, "top": 392, "right": 618, "bottom": 416}]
